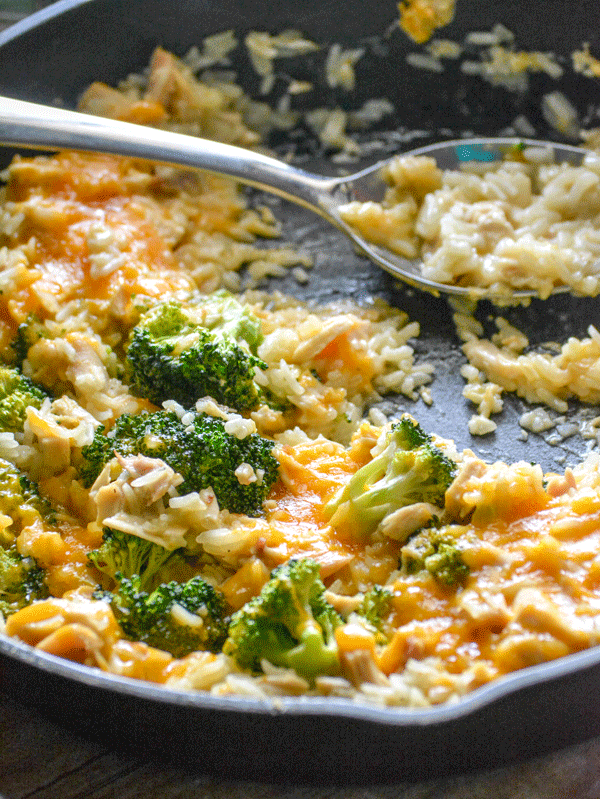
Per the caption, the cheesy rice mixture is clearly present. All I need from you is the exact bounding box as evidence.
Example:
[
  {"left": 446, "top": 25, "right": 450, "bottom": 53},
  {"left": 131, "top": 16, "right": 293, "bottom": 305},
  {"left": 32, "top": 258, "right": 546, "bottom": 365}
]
[{"left": 1, "top": 45, "right": 600, "bottom": 710}]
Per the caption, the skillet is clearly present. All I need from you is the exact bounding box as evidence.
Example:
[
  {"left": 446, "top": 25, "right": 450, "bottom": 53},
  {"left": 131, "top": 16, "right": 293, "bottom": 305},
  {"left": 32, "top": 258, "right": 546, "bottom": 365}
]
[{"left": 0, "top": 0, "right": 600, "bottom": 783}]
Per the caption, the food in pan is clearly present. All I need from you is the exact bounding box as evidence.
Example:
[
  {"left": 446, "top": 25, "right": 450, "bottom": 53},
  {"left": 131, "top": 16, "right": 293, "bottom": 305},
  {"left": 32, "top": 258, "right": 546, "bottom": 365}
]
[
  {"left": 339, "top": 149, "right": 600, "bottom": 298},
  {"left": 398, "top": 0, "right": 457, "bottom": 45},
  {"left": 1, "top": 40, "right": 600, "bottom": 710}
]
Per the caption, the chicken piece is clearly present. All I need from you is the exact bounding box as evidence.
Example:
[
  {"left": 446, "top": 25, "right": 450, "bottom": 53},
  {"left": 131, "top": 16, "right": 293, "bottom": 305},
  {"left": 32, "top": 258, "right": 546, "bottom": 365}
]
[
  {"left": 87, "top": 453, "right": 221, "bottom": 550},
  {"left": 292, "top": 315, "right": 368, "bottom": 363},
  {"left": 458, "top": 588, "right": 511, "bottom": 630},
  {"left": 25, "top": 396, "right": 99, "bottom": 479},
  {"left": 493, "top": 628, "right": 570, "bottom": 674},
  {"left": 145, "top": 47, "right": 194, "bottom": 109},
  {"left": 545, "top": 468, "right": 577, "bottom": 498},
  {"left": 78, "top": 81, "right": 166, "bottom": 124},
  {"left": 260, "top": 661, "right": 311, "bottom": 696},
  {"left": 23, "top": 407, "right": 71, "bottom": 476},
  {"left": 341, "top": 648, "right": 390, "bottom": 688},
  {"left": 379, "top": 501, "right": 439, "bottom": 542},
  {"left": 144, "top": 47, "right": 260, "bottom": 148},
  {"left": 444, "top": 455, "right": 488, "bottom": 521},
  {"left": 35, "top": 622, "right": 107, "bottom": 664},
  {"left": 511, "top": 587, "right": 591, "bottom": 649},
  {"left": 90, "top": 454, "right": 184, "bottom": 523},
  {"left": 145, "top": 47, "right": 224, "bottom": 118},
  {"left": 26, "top": 332, "right": 109, "bottom": 397},
  {"left": 445, "top": 456, "right": 548, "bottom": 526},
  {"left": 324, "top": 590, "right": 363, "bottom": 617}
]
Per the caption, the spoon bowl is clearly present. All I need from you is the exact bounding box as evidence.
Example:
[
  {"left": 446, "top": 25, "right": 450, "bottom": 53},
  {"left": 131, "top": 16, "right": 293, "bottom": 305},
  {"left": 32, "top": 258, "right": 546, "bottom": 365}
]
[{"left": 0, "top": 96, "right": 588, "bottom": 299}]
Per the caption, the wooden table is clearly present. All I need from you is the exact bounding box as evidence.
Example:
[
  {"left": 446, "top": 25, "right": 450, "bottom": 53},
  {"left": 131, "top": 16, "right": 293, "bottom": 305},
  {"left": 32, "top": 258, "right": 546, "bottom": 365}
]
[{"left": 2, "top": 684, "right": 600, "bottom": 798}]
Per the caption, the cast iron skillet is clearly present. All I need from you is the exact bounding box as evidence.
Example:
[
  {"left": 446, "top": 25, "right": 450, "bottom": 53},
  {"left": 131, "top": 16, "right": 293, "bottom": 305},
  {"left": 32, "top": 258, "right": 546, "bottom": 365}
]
[{"left": 1, "top": 0, "right": 600, "bottom": 784}]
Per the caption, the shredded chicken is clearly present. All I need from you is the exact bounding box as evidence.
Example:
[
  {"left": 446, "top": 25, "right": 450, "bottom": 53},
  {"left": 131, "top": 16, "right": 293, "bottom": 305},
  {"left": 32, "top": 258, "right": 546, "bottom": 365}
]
[
  {"left": 341, "top": 648, "right": 390, "bottom": 688},
  {"left": 144, "top": 47, "right": 260, "bottom": 148},
  {"left": 24, "top": 396, "right": 99, "bottom": 479},
  {"left": 324, "top": 590, "right": 363, "bottom": 616},
  {"left": 78, "top": 81, "right": 166, "bottom": 124},
  {"left": 292, "top": 315, "right": 368, "bottom": 362},
  {"left": 90, "top": 454, "right": 183, "bottom": 522},
  {"left": 545, "top": 468, "right": 577, "bottom": 498},
  {"left": 26, "top": 332, "right": 109, "bottom": 396},
  {"left": 444, "top": 455, "right": 489, "bottom": 521},
  {"left": 89, "top": 453, "right": 222, "bottom": 550},
  {"left": 445, "top": 457, "right": 547, "bottom": 525},
  {"left": 379, "top": 501, "right": 440, "bottom": 541}
]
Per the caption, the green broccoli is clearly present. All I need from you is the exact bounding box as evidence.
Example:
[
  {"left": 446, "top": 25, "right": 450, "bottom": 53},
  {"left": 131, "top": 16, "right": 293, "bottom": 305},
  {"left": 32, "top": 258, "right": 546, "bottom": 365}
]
[
  {"left": 125, "top": 292, "right": 268, "bottom": 412},
  {"left": 400, "top": 523, "right": 471, "bottom": 587},
  {"left": 80, "top": 411, "right": 279, "bottom": 516},
  {"left": 350, "top": 585, "right": 394, "bottom": 644},
  {"left": 96, "top": 574, "right": 230, "bottom": 658},
  {"left": 0, "top": 459, "right": 54, "bottom": 615},
  {"left": 0, "top": 458, "right": 55, "bottom": 546},
  {"left": 223, "top": 558, "right": 342, "bottom": 681},
  {"left": 0, "top": 365, "right": 49, "bottom": 433},
  {"left": 87, "top": 529, "right": 184, "bottom": 592},
  {"left": 8, "top": 317, "right": 46, "bottom": 367},
  {"left": 324, "top": 417, "right": 457, "bottom": 541},
  {"left": 79, "top": 409, "right": 279, "bottom": 516},
  {"left": 0, "top": 546, "right": 48, "bottom": 618}
]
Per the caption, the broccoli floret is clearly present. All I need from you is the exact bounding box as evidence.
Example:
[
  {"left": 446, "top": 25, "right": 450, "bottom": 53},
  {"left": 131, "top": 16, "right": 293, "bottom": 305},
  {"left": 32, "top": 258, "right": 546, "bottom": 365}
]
[
  {"left": 350, "top": 585, "right": 394, "bottom": 644},
  {"left": 126, "top": 293, "right": 268, "bottom": 412},
  {"left": 10, "top": 323, "right": 33, "bottom": 366},
  {"left": 401, "top": 523, "right": 471, "bottom": 587},
  {"left": 0, "top": 458, "right": 55, "bottom": 546},
  {"left": 0, "top": 546, "right": 48, "bottom": 618},
  {"left": 79, "top": 409, "right": 279, "bottom": 516},
  {"left": 0, "top": 365, "right": 49, "bottom": 433},
  {"left": 324, "top": 417, "right": 457, "bottom": 541},
  {"left": 97, "top": 574, "right": 230, "bottom": 658},
  {"left": 0, "top": 460, "right": 54, "bottom": 612},
  {"left": 87, "top": 529, "right": 183, "bottom": 592},
  {"left": 0, "top": 460, "right": 54, "bottom": 615},
  {"left": 224, "top": 558, "right": 342, "bottom": 681},
  {"left": 8, "top": 317, "right": 46, "bottom": 367}
]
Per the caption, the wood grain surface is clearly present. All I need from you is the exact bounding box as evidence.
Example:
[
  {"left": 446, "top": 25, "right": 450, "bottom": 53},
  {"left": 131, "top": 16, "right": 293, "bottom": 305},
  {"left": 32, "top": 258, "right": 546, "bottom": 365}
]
[{"left": 2, "top": 688, "right": 600, "bottom": 799}]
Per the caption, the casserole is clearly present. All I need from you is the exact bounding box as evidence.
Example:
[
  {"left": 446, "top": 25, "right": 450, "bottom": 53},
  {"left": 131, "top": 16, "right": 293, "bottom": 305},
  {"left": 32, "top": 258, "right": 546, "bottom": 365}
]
[{"left": 1, "top": 0, "right": 600, "bottom": 783}]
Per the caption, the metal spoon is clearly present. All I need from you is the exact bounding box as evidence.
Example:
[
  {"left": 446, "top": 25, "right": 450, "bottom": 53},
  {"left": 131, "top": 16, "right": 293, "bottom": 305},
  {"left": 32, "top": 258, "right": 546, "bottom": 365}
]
[{"left": 0, "top": 95, "right": 588, "bottom": 299}]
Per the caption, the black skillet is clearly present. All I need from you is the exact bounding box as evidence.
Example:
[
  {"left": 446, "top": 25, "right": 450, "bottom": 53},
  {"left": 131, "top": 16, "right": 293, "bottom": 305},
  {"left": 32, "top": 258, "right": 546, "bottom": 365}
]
[{"left": 0, "top": 0, "right": 599, "bottom": 783}]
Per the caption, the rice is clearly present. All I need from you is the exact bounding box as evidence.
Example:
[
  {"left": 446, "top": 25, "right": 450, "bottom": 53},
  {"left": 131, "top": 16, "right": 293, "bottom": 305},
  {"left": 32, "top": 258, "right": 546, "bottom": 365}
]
[
  {"left": 519, "top": 409, "right": 557, "bottom": 434},
  {"left": 407, "top": 20, "right": 562, "bottom": 93},
  {"left": 182, "top": 30, "right": 238, "bottom": 71},
  {"left": 339, "top": 151, "right": 600, "bottom": 298},
  {"left": 462, "top": 324, "right": 600, "bottom": 413},
  {"left": 245, "top": 30, "right": 319, "bottom": 95},
  {"left": 572, "top": 43, "right": 600, "bottom": 78},
  {"left": 406, "top": 52, "right": 444, "bottom": 72},
  {"left": 460, "top": 364, "right": 503, "bottom": 435},
  {"left": 3, "top": 26, "right": 600, "bottom": 718},
  {"left": 325, "top": 44, "right": 365, "bottom": 90},
  {"left": 450, "top": 294, "right": 600, "bottom": 417},
  {"left": 541, "top": 91, "right": 580, "bottom": 140}
]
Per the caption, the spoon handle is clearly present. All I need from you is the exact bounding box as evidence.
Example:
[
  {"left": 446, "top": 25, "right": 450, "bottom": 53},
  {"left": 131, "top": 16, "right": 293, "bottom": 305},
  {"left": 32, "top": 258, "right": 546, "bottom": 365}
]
[{"left": 0, "top": 95, "right": 335, "bottom": 215}]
